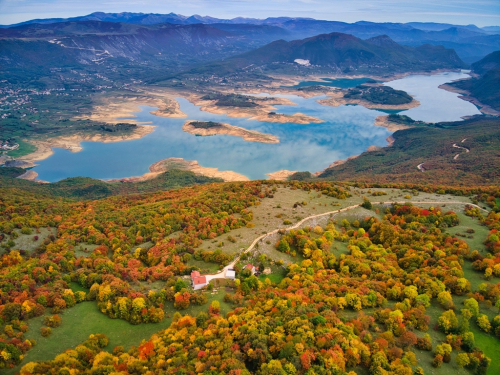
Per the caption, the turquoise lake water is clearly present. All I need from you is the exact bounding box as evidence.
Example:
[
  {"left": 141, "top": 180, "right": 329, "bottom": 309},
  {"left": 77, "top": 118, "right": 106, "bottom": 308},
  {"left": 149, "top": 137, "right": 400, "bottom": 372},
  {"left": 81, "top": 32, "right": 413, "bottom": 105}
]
[
  {"left": 284, "top": 77, "right": 376, "bottom": 89},
  {"left": 32, "top": 71, "right": 481, "bottom": 182}
]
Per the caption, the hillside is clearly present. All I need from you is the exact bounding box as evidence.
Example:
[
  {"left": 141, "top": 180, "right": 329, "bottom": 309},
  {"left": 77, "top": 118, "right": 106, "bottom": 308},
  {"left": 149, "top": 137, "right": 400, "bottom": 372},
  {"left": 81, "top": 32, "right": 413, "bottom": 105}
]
[
  {"left": 0, "top": 169, "right": 222, "bottom": 200},
  {"left": 318, "top": 117, "right": 500, "bottom": 185},
  {"left": 449, "top": 51, "right": 500, "bottom": 111},
  {"left": 0, "top": 21, "right": 266, "bottom": 70},
  {"left": 175, "top": 32, "right": 466, "bottom": 81}
]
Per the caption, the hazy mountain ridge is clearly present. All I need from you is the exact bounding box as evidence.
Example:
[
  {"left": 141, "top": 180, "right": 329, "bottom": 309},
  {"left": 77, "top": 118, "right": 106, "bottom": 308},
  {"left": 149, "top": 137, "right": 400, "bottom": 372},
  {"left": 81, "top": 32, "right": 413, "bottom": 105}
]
[
  {"left": 2, "top": 12, "right": 498, "bottom": 62},
  {"left": 449, "top": 51, "right": 500, "bottom": 111}
]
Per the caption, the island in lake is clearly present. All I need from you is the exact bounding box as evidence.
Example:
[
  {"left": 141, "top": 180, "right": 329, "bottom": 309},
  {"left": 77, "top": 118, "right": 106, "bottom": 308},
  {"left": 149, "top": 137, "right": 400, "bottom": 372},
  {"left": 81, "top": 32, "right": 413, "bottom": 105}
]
[{"left": 182, "top": 121, "right": 279, "bottom": 144}]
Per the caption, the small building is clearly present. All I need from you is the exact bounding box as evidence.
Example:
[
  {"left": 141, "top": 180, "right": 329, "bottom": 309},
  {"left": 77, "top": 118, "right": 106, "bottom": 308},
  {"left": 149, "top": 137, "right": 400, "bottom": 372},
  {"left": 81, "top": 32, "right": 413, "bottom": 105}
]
[
  {"left": 192, "top": 276, "right": 208, "bottom": 290},
  {"left": 226, "top": 269, "right": 236, "bottom": 279},
  {"left": 263, "top": 268, "right": 272, "bottom": 275},
  {"left": 245, "top": 264, "right": 256, "bottom": 275},
  {"left": 191, "top": 271, "right": 200, "bottom": 279}
]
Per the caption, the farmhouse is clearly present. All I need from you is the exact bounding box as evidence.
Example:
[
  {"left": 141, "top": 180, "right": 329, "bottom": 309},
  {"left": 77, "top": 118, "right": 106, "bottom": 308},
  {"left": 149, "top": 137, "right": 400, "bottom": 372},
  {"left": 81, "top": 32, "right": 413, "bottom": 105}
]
[{"left": 191, "top": 271, "right": 208, "bottom": 290}]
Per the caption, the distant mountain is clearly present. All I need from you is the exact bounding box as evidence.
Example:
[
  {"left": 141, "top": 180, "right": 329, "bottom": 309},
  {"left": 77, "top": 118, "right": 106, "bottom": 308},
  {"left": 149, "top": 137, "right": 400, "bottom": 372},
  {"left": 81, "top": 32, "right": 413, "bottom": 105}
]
[
  {"left": 187, "top": 32, "right": 466, "bottom": 77},
  {"left": 483, "top": 26, "right": 500, "bottom": 34},
  {"left": 406, "top": 22, "right": 486, "bottom": 33}
]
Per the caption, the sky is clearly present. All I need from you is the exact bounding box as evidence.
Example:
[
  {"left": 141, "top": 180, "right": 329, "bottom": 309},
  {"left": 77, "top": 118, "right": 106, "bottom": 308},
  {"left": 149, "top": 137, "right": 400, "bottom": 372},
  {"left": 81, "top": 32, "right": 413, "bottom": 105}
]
[{"left": 0, "top": 0, "right": 499, "bottom": 27}]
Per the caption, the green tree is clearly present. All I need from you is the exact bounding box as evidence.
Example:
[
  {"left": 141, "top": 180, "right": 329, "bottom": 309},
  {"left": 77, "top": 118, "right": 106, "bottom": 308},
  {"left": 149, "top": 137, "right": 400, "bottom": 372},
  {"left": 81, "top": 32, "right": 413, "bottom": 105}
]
[
  {"left": 456, "top": 353, "right": 470, "bottom": 367},
  {"left": 463, "top": 298, "right": 479, "bottom": 316},
  {"left": 174, "top": 278, "right": 187, "bottom": 292},
  {"left": 477, "top": 314, "right": 491, "bottom": 333}
]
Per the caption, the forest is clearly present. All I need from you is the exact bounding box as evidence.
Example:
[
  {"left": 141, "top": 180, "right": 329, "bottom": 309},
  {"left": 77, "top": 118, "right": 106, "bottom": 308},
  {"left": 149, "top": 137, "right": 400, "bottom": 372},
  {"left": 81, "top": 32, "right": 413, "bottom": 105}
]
[{"left": 0, "top": 177, "right": 499, "bottom": 375}]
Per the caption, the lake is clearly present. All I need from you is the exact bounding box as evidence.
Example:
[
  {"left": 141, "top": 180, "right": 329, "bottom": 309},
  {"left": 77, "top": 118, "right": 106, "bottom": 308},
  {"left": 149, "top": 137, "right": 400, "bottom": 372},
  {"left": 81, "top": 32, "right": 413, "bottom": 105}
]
[{"left": 33, "top": 71, "right": 481, "bottom": 182}]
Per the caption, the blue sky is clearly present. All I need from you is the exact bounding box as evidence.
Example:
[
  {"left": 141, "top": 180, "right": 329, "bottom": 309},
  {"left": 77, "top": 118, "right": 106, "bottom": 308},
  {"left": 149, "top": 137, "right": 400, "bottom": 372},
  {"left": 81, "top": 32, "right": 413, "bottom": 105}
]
[{"left": 0, "top": 0, "right": 499, "bottom": 26}]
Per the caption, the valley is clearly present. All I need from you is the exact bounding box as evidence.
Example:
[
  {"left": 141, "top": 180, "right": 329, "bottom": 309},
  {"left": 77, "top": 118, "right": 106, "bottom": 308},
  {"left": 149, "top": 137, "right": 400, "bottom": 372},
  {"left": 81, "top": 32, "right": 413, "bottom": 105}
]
[{"left": 0, "top": 8, "right": 499, "bottom": 375}]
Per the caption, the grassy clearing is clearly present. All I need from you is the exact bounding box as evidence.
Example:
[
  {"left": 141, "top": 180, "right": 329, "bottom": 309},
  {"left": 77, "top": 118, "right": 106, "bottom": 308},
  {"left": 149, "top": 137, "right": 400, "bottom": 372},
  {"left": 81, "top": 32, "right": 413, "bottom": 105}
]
[
  {"left": 1, "top": 227, "right": 55, "bottom": 253},
  {"left": 187, "top": 258, "right": 221, "bottom": 274},
  {"left": 6, "top": 139, "right": 37, "bottom": 158},
  {"left": 258, "top": 266, "right": 287, "bottom": 285},
  {"left": 74, "top": 243, "right": 99, "bottom": 258}
]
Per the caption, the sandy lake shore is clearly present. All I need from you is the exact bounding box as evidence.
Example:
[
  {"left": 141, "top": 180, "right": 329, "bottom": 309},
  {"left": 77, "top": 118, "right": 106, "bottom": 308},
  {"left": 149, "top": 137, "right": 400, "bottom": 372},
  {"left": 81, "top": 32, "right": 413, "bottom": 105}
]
[
  {"left": 266, "top": 170, "right": 298, "bottom": 181},
  {"left": 374, "top": 115, "right": 412, "bottom": 132},
  {"left": 77, "top": 91, "right": 187, "bottom": 125},
  {"left": 185, "top": 93, "right": 324, "bottom": 124},
  {"left": 182, "top": 121, "right": 279, "bottom": 143},
  {"left": 107, "top": 157, "right": 249, "bottom": 183}
]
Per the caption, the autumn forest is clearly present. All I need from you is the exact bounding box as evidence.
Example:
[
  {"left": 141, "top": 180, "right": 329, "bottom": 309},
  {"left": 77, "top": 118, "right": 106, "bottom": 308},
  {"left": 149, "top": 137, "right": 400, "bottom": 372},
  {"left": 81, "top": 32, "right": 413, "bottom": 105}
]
[{"left": 0, "top": 178, "right": 499, "bottom": 375}]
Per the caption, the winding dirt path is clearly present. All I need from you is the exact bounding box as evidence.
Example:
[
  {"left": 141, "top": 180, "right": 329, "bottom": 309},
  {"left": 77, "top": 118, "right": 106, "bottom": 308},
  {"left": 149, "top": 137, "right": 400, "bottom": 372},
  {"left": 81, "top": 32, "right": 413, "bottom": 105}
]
[
  {"left": 452, "top": 142, "right": 470, "bottom": 160},
  {"left": 204, "top": 200, "right": 486, "bottom": 281}
]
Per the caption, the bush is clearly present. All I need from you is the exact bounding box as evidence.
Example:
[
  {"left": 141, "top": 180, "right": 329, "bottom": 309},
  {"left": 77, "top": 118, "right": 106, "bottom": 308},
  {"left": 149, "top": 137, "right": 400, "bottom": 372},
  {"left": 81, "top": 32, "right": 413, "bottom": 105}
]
[
  {"left": 432, "top": 354, "right": 443, "bottom": 368},
  {"left": 40, "top": 327, "right": 52, "bottom": 337},
  {"left": 20, "top": 227, "right": 32, "bottom": 235},
  {"left": 43, "top": 315, "right": 62, "bottom": 328},
  {"left": 361, "top": 198, "right": 372, "bottom": 210}
]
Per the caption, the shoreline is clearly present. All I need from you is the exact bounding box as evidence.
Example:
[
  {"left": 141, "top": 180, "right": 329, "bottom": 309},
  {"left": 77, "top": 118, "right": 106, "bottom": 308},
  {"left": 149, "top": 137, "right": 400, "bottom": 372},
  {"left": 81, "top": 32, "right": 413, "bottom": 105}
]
[
  {"left": 18, "top": 125, "right": 155, "bottom": 163},
  {"left": 190, "top": 95, "right": 324, "bottom": 124},
  {"left": 182, "top": 121, "right": 279, "bottom": 143},
  {"left": 76, "top": 91, "right": 187, "bottom": 125},
  {"left": 438, "top": 83, "right": 500, "bottom": 116},
  {"left": 373, "top": 115, "right": 412, "bottom": 132},
  {"left": 267, "top": 68, "right": 464, "bottom": 87},
  {"left": 106, "top": 157, "right": 249, "bottom": 183}
]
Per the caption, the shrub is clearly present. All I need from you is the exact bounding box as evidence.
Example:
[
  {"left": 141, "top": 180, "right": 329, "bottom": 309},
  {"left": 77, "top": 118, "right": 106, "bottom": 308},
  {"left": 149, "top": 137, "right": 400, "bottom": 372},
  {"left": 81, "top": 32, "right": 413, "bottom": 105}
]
[
  {"left": 43, "top": 315, "right": 61, "bottom": 328},
  {"left": 40, "top": 327, "right": 52, "bottom": 337}
]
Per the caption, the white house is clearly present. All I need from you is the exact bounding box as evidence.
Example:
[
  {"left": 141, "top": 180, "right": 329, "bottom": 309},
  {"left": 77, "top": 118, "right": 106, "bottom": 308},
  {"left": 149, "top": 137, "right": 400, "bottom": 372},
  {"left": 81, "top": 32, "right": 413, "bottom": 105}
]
[
  {"left": 192, "top": 276, "right": 208, "bottom": 290},
  {"left": 226, "top": 269, "right": 236, "bottom": 279}
]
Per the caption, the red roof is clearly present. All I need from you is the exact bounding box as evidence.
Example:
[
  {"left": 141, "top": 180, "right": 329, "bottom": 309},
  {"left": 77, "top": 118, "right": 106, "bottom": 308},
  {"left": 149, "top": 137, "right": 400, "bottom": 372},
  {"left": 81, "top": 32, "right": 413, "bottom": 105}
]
[
  {"left": 193, "top": 276, "right": 207, "bottom": 285},
  {"left": 245, "top": 264, "right": 255, "bottom": 270},
  {"left": 191, "top": 271, "right": 200, "bottom": 279}
]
